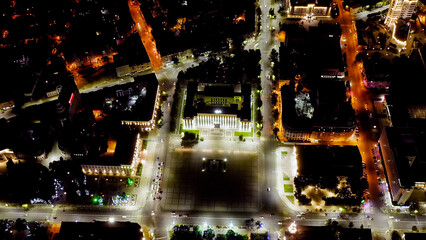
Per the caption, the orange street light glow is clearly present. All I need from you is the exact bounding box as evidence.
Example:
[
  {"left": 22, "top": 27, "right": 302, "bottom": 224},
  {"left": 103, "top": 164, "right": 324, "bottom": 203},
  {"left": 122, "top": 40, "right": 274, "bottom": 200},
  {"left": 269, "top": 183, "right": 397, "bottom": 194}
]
[{"left": 128, "top": 0, "right": 163, "bottom": 71}]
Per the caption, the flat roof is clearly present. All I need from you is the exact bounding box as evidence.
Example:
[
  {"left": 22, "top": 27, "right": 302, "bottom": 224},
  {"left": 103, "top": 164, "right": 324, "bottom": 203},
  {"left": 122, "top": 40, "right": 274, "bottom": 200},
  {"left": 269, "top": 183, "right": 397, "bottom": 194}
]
[
  {"left": 279, "top": 23, "right": 344, "bottom": 80},
  {"left": 113, "top": 33, "right": 150, "bottom": 67},
  {"left": 290, "top": 0, "right": 332, "bottom": 7},
  {"left": 297, "top": 145, "right": 362, "bottom": 178},
  {"left": 281, "top": 80, "right": 355, "bottom": 131},
  {"left": 86, "top": 129, "right": 138, "bottom": 166},
  {"left": 184, "top": 82, "right": 251, "bottom": 121},
  {"left": 384, "top": 127, "right": 426, "bottom": 187},
  {"left": 285, "top": 226, "right": 371, "bottom": 240},
  {"left": 59, "top": 221, "right": 142, "bottom": 240},
  {"left": 403, "top": 232, "right": 426, "bottom": 240},
  {"left": 82, "top": 73, "right": 158, "bottom": 122}
]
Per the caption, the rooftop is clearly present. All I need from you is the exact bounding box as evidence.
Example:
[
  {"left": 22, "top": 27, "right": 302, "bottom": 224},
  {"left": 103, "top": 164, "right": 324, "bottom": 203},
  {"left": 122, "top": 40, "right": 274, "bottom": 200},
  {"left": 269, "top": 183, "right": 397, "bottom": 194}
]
[
  {"left": 281, "top": 79, "right": 355, "bottom": 131},
  {"left": 403, "top": 232, "right": 426, "bottom": 240},
  {"left": 184, "top": 82, "right": 251, "bottom": 121},
  {"left": 279, "top": 23, "right": 344, "bottom": 80},
  {"left": 297, "top": 145, "right": 362, "bottom": 178},
  {"left": 87, "top": 128, "right": 138, "bottom": 166},
  {"left": 285, "top": 226, "right": 372, "bottom": 240},
  {"left": 82, "top": 74, "right": 159, "bottom": 122},
  {"left": 59, "top": 221, "right": 142, "bottom": 240},
  {"left": 290, "top": 0, "right": 332, "bottom": 7},
  {"left": 383, "top": 127, "right": 426, "bottom": 187}
]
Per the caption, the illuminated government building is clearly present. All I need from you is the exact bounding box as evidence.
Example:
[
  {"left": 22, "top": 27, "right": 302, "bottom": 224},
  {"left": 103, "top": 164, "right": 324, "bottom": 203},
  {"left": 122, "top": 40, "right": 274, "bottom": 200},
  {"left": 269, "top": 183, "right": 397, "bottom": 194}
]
[
  {"left": 286, "top": 0, "right": 332, "bottom": 19},
  {"left": 182, "top": 83, "right": 252, "bottom": 132}
]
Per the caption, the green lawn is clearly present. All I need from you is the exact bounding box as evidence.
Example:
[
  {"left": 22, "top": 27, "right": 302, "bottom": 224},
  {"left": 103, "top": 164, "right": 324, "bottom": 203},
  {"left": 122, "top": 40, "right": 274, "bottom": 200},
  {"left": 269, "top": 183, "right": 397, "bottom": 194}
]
[
  {"left": 183, "top": 129, "right": 200, "bottom": 135},
  {"left": 284, "top": 184, "right": 293, "bottom": 193},
  {"left": 136, "top": 164, "right": 143, "bottom": 176},
  {"left": 283, "top": 173, "right": 290, "bottom": 181},
  {"left": 234, "top": 131, "right": 253, "bottom": 137},
  {"left": 142, "top": 140, "right": 148, "bottom": 149},
  {"left": 286, "top": 196, "right": 294, "bottom": 203},
  {"left": 281, "top": 151, "right": 288, "bottom": 157}
]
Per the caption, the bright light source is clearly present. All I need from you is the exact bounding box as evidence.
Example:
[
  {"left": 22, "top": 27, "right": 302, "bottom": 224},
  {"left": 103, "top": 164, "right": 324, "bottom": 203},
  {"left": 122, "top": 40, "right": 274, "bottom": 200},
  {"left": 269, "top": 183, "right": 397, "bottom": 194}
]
[
  {"left": 214, "top": 110, "right": 222, "bottom": 114},
  {"left": 288, "top": 221, "right": 297, "bottom": 234},
  {"left": 224, "top": 158, "right": 227, "bottom": 162},
  {"left": 204, "top": 222, "right": 208, "bottom": 227},
  {"left": 151, "top": 211, "right": 155, "bottom": 216},
  {"left": 108, "top": 217, "right": 115, "bottom": 223},
  {"left": 202, "top": 157, "right": 206, "bottom": 161},
  {"left": 229, "top": 222, "right": 233, "bottom": 228}
]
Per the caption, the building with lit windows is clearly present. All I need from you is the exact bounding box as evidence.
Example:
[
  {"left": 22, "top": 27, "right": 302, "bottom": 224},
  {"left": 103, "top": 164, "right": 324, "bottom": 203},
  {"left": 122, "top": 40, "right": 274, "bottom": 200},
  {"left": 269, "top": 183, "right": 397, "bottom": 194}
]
[
  {"left": 183, "top": 82, "right": 252, "bottom": 132},
  {"left": 85, "top": 74, "right": 160, "bottom": 131},
  {"left": 379, "top": 127, "right": 426, "bottom": 205},
  {"left": 81, "top": 130, "right": 142, "bottom": 177},
  {"left": 384, "top": 0, "right": 418, "bottom": 49},
  {"left": 280, "top": 79, "right": 355, "bottom": 142},
  {"left": 286, "top": 0, "right": 332, "bottom": 19},
  {"left": 0, "top": 148, "right": 17, "bottom": 162},
  {"left": 385, "top": 0, "right": 418, "bottom": 27}
]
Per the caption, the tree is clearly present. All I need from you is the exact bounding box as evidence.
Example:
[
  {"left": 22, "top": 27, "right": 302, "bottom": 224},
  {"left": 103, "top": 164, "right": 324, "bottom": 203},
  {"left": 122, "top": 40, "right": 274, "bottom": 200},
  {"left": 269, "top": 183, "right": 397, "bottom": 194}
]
[
  {"left": 348, "top": 222, "right": 354, "bottom": 228},
  {"left": 6, "top": 158, "right": 15, "bottom": 173},
  {"left": 172, "top": 57, "right": 179, "bottom": 65},
  {"left": 409, "top": 202, "right": 419, "bottom": 213},
  {"left": 245, "top": 218, "right": 254, "bottom": 229},
  {"left": 412, "top": 226, "right": 418, "bottom": 232},
  {"left": 391, "top": 231, "right": 401, "bottom": 240},
  {"left": 239, "top": 135, "right": 244, "bottom": 141},
  {"left": 273, "top": 127, "right": 279, "bottom": 136},
  {"left": 203, "top": 229, "right": 215, "bottom": 240}
]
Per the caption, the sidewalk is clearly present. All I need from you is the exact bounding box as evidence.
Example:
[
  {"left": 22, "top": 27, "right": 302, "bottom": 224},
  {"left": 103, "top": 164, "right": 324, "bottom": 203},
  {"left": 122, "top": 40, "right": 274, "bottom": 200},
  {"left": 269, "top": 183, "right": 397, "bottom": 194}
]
[{"left": 353, "top": 5, "right": 389, "bottom": 20}]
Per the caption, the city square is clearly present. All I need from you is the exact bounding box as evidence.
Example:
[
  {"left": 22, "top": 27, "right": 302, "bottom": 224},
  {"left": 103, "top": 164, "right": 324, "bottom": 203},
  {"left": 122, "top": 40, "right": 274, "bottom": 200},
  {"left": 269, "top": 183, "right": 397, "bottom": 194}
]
[{"left": 162, "top": 138, "right": 260, "bottom": 212}]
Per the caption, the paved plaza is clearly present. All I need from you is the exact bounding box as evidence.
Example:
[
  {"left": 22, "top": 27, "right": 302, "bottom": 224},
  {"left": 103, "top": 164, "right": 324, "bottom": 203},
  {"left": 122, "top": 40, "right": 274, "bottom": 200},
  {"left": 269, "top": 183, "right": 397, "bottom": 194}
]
[{"left": 161, "top": 139, "right": 260, "bottom": 212}]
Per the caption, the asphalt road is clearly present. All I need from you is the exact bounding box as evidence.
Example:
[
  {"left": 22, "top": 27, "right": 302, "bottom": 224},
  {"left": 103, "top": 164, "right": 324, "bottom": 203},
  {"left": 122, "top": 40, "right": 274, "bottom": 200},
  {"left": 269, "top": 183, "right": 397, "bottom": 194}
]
[{"left": 3, "top": 1, "right": 426, "bottom": 239}]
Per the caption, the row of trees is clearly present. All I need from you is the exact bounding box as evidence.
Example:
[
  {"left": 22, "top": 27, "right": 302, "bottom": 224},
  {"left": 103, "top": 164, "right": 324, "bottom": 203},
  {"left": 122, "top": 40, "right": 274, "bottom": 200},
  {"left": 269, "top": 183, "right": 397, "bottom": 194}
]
[
  {"left": 294, "top": 175, "right": 368, "bottom": 206},
  {"left": 1, "top": 157, "right": 89, "bottom": 205},
  {"left": 171, "top": 225, "right": 249, "bottom": 240}
]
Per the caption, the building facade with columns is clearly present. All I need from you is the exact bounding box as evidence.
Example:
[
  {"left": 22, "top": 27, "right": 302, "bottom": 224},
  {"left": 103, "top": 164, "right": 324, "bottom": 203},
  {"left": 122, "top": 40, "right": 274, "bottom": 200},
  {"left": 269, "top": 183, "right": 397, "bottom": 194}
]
[
  {"left": 183, "top": 83, "right": 252, "bottom": 131},
  {"left": 286, "top": 0, "right": 332, "bottom": 18}
]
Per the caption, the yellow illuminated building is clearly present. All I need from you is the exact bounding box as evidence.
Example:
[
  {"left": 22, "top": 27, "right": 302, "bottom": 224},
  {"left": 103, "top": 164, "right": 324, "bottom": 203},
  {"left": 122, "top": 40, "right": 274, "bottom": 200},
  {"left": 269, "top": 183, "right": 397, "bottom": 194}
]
[{"left": 385, "top": 0, "right": 418, "bottom": 27}]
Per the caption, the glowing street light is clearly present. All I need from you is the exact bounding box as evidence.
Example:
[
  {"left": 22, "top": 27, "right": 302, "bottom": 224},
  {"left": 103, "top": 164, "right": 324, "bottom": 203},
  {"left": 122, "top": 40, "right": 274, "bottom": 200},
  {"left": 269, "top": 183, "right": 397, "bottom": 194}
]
[{"left": 288, "top": 221, "right": 297, "bottom": 234}]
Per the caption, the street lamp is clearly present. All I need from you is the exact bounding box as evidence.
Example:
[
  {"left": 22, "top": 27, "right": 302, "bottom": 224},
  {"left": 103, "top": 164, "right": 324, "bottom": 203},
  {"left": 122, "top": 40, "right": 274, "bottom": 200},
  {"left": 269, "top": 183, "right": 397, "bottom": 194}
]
[{"left": 288, "top": 221, "right": 297, "bottom": 234}]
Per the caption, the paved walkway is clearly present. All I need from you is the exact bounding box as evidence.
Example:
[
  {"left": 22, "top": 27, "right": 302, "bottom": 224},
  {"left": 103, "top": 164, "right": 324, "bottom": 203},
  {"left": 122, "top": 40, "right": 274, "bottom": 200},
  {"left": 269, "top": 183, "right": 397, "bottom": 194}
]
[{"left": 353, "top": 5, "right": 389, "bottom": 20}]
